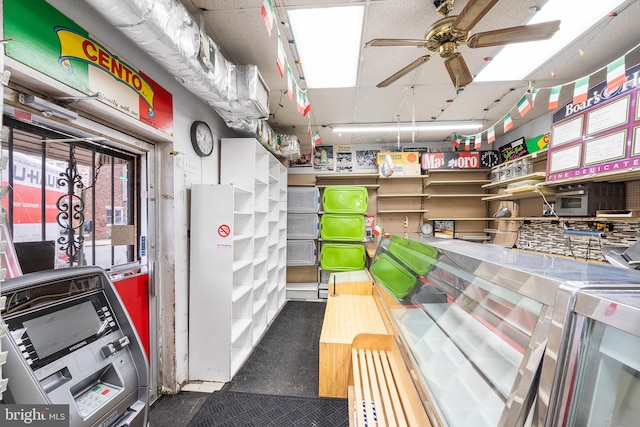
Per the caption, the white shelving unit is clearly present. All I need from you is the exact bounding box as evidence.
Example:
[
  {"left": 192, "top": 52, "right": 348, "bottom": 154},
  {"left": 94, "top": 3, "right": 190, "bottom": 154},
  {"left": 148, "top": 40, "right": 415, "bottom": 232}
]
[{"left": 189, "top": 138, "right": 287, "bottom": 382}]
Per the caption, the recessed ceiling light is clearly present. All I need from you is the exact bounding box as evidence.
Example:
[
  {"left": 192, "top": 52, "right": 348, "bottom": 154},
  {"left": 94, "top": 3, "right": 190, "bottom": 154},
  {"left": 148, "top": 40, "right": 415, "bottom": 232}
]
[{"left": 288, "top": 6, "right": 364, "bottom": 88}]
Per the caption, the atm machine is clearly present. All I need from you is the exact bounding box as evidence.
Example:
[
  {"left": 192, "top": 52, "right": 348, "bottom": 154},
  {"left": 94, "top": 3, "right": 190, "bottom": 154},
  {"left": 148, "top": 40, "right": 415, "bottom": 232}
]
[{"left": 0, "top": 267, "right": 149, "bottom": 427}]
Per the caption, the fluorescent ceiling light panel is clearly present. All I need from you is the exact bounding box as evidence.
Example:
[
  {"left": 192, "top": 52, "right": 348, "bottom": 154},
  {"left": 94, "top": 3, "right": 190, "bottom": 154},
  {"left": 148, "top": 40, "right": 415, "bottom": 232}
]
[
  {"left": 332, "top": 122, "right": 484, "bottom": 133},
  {"left": 288, "top": 6, "right": 364, "bottom": 88},
  {"left": 475, "top": 0, "right": 627, "bottom": 82}
]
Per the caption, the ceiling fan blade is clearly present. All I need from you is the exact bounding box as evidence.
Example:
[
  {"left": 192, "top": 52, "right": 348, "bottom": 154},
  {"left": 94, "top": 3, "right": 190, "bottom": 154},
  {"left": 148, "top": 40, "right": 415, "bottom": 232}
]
[
  {"left": 467, "top": 20, "right": 561, "bottom": 48},
  {"left": 451, "top": 0, "right": 499, "bottom": 34},
  {"left": 366, "top": 38, "right": 429, "bottom": 48},
  {"left": 444, "top": 53, "right": 473, "bottom": 89},
  {"left": 377, "top": 55, "right": 431, "bottom": 87}
]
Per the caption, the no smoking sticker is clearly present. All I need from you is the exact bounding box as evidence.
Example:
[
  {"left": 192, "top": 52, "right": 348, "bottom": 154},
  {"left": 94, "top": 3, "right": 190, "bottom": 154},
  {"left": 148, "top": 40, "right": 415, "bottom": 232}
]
[{"left": 218, "top": 224, "right": 230, "bottom": 237}]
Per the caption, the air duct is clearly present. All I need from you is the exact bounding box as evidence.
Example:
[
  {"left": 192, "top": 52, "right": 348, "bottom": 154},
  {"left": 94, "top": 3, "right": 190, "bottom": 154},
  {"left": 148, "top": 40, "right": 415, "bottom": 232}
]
[{"left": 83, "top": 0, "right": 296, "bottom": 157}]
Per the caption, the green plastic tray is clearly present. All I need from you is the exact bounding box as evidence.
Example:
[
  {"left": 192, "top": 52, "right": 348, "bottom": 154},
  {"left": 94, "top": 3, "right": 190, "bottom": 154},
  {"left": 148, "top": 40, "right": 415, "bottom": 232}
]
[
  {"left": 387, "top": 237, "right": 438, "bottom": 275},
  {"left": 322, "top": 187, "right": 368, "bottom": 214},
  {"left": 370, "top": 253, "right": 417, "bottom": 299},
  {"left": 320, "top": 214, "right": 365, "bottom": 241},
  {"left": 320, "top": 243, "right": 366, "bottom": 271}
]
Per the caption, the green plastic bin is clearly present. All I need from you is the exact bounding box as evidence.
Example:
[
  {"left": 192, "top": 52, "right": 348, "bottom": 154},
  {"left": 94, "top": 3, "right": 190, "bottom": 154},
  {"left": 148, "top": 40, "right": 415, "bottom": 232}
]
[
  {"left": 320, "top": 214, "right": 365, "bottom": 241},
  {"left": 387, "top": 236, "right": 438, "bottom": 275},
  {"left": 320, "top": 243, "right": 366, "bottom": 271},
  {"left": 322, "top": 187, "right": 368, "bottom": 214},
  {"left": 370, "top": 253, "right": 418, "bottom": 299}
]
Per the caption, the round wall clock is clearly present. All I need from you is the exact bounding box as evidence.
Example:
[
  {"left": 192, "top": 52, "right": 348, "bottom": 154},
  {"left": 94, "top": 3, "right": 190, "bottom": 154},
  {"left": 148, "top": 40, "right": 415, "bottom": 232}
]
[
  {"left": 421, "top": 222, "right": 433, "bottom": 236},
  {"left": 190, "top": 121, "right": 214, "bottom": 157}
]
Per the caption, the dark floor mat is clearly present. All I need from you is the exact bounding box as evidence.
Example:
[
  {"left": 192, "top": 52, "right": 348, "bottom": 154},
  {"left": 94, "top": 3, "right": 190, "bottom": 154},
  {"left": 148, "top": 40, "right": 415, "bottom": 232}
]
[
  {"left": 187, "top": 390, "right": 348, "bottom": 427},
  {"left": 223, "top": 300, "right": 326, "bottom": 397}
]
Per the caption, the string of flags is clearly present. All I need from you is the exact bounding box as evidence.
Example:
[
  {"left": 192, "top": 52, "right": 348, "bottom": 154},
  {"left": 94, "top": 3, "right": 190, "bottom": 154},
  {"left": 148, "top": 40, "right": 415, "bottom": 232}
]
[
  {"left": 453, "top": 42, "right": 639, "bottom": 151},
  {"left": 262, "top": 0, "right": 312, "bottom": 120}
]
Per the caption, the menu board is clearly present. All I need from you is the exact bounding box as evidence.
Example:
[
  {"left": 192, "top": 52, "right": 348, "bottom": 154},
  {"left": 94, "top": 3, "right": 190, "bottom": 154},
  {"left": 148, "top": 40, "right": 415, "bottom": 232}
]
[
  {"left": 586, "top": 95, "right": 630, "bottom": 136},
  {"left": 551, "top": 117, "right": 583, "bottom": 147},
  {"left": 547, "top": 62, "right": 640, "bottom": 182}
]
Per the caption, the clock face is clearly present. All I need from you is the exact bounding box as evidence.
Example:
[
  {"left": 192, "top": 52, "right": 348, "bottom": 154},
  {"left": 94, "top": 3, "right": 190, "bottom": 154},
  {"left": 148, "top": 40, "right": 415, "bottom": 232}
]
[
  {"left": 421, "top": 222, "right": 433, "bottom": 236},
  {"left": 190, "top": 121, "right": 214, "bottom": 157}
]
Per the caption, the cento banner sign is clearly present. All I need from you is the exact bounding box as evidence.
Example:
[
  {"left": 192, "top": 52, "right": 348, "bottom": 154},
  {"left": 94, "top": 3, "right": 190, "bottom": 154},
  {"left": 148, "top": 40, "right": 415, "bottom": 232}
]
[{"left": 4, "top": 0, "right": 173, "bottom": 136}]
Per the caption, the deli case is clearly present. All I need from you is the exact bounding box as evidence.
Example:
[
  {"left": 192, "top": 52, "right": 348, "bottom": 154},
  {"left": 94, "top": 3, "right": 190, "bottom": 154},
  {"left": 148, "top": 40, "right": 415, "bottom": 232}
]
[{"left": 368, "top": 235, "right": 640, "bottom": 427}]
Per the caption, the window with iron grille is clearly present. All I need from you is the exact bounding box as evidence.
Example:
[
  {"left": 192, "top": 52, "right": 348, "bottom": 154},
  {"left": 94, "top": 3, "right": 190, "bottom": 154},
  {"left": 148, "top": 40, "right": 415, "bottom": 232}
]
[{"left": 2, "top": 117, "right": 140, "bottom": 272}]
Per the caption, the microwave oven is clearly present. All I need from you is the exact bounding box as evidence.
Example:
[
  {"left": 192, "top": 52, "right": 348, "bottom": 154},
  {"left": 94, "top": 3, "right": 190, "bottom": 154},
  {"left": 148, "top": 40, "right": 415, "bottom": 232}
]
[{"left": 554, "top": 183, "right": 624, "bottom": 216}]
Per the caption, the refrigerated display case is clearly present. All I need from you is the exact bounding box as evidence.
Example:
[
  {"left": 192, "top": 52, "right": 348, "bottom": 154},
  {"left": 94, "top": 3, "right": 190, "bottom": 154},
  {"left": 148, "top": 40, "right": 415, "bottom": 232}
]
[
  {"left": 368, "top": 235, "right": 640, "bottom": 427},
  {"left": 542, "top": 288, "right": 640, "bottom": 427}
]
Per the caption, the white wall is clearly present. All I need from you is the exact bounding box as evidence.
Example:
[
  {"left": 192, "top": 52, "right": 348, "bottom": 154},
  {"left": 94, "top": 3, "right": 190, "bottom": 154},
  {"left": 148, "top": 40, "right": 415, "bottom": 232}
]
[{"left": 40, "top": 0, "right": 237, "bottom": 392}]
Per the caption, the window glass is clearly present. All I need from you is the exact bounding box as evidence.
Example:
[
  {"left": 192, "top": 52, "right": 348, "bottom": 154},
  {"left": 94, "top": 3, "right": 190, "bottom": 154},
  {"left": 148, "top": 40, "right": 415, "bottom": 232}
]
[{"left": 2, "top": 119, "right": 139, "bottom": 272}]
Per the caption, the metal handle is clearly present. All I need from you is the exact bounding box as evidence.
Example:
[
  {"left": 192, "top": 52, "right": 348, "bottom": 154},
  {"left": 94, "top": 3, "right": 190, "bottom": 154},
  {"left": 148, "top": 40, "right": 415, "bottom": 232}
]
[{"left": 557, "top": 190, "right": 585, "bottom": 196}]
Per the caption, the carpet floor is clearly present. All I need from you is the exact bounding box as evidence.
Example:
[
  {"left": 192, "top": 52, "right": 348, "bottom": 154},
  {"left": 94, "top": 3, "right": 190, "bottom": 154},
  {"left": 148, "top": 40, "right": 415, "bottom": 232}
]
[
  {"left": 222, "top": 300, "right": 327, "bottom": 398},
  {"left": 149, "top": 301, "right": 335, "bottom": 427},
  {"left": 187, "top": 390, "right": 349, "bottom": 427}
]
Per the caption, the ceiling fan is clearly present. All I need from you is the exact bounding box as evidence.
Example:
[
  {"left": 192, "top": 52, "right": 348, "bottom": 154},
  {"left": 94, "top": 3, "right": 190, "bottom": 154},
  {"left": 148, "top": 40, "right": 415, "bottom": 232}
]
[{"left": 366, "top": 0, "right": 560, "bottom": 89}]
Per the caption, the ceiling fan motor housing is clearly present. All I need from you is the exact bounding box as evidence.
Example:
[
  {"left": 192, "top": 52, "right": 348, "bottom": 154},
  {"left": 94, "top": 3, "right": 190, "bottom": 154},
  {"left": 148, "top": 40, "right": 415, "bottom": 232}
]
[{"left": 424, "top": 16, "right": 469, "bottom": 57}]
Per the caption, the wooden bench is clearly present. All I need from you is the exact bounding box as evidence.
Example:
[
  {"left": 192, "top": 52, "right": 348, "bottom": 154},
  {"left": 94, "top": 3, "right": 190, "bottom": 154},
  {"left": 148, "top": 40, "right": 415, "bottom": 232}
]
[{"left": 348, "top": 333, "right": 431, "bottom": 427}]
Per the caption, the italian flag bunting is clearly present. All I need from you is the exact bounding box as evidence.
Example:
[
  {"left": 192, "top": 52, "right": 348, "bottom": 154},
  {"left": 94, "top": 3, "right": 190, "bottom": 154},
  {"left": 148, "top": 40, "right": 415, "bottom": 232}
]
[
  {"left": 607, "top": 56, "right": 626, "bottom": 93},
  {"left": 503, "top": 113, "right": 513, "bottom": 133},
  {"left": 296, "top": 85, "right": 304, "bottom": 114},
  {"left": 573, "top": 76, "right": 589, "bottom": 105},
  {"left": 464, "top": 136, "right": 471, "bottom": 151},
  {"left": 517, "top": 96, "right": 531, "bottom": 117},
  {"left": 474, "top": 133, "right": 482, "bottom": 149},
  {"left": 296, "top": 86, "right": 311, "bottom": 116},
  {"left": 312, "top": 133, "right": 322, "bottom": 146},
  {"left": 303, "top": 92, "right": 311, "bottom": 116},
  {"left": 261, "top": 0, "right": 274, "bottom": 36},
  {"left": 531, "top": 87, "right": 540, "bottom": 108},
  {"left": 287, "top": 66, "right": 294, "bottom": 101},
  {"left": 451, "top": 135, "right": 460, "bottom": 148},
  {"left": 276, "top": 35, "right": 285, "bottom": 77},
  {"left": 487, "top": 126, "right": 495, "bottom": 144},
  {"left": 549, "top": 85, "right": 561, "bottom": 110}
]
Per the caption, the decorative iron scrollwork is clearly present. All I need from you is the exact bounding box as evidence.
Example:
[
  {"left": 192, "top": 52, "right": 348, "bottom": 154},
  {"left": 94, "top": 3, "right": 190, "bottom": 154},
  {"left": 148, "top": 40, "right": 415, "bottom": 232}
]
[{"left": 56, "top": 146, "right": 85, "bottom": 266}]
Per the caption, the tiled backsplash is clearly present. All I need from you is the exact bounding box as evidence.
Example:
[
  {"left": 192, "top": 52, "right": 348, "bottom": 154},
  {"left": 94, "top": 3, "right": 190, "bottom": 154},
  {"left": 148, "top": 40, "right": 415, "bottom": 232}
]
[{"left": 517, "top": 220, "right": 640, "bottom": 262}]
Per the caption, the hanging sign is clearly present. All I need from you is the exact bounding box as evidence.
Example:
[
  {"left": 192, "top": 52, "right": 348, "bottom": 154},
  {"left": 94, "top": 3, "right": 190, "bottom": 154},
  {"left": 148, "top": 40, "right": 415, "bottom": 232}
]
[{"left": 421, "top": 151, "right": 499, "bottom": 170}]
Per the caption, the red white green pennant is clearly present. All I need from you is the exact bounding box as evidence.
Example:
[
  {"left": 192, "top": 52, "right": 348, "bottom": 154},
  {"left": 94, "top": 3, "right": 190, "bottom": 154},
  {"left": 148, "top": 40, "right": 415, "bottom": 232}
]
[
  {"left": 287, "top": 66, "right": 294, "bottom": 101},
  {"left": 261, "top": 0, "right": 274, "bottom": 37},
  {"left": 530, "top": 87, "right": 540, "bottom": 108},
  {"left": 572, "top": 76, "right": 589, "bottom": 105},
  {"left": 606, "top": 55, "right": 626, "bottom": 93},
  {"left": 548, "top": 86, "right": 561, "bottom": 110},
  {"left": 487, "top": 126, "right": 495, "bottom": 144},
  {"left": 517, "top": 96, "right": 531, "bottom": 117},
  {"left": 451, "top": 135, "right": 460, "bottom": 148},
  {"left": 464, "top": 136, "right": 471, "bottom": 151},
  {"left": 474, "top": 133, "right": 482, "bottom": 149},
  {"left": 276, "top": 35, "right": 285, "bottom": 77},
  {"left": 503, "top": 113, "right": 513, "bottom": 133}
]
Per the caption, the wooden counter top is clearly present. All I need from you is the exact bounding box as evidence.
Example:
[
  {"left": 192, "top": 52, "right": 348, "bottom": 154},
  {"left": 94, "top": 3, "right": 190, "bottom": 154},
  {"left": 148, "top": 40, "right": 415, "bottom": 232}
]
[{"left": 319, "top": 294, "right": 387, "bottom": 397}]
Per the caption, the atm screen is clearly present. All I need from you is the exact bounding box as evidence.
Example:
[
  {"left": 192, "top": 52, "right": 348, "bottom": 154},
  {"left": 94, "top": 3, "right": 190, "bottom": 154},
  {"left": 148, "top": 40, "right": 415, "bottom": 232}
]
[{"left": 23, "top": 301, "right": 105, "bottom": 359}]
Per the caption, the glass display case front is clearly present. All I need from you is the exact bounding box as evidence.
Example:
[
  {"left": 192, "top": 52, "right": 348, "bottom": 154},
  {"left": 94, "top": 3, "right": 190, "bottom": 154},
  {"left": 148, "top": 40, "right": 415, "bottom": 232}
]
[
  {"left": 544, "top": 290, "right": 640, "bottom": 427},
  {"left": 369, "top": 235, "right": 640, "bottom": 427}
]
